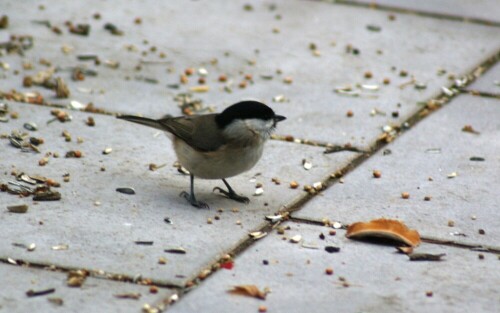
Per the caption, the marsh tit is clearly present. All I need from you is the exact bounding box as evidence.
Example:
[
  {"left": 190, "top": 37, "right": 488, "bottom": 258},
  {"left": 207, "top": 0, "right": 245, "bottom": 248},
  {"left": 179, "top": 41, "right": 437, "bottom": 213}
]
[{"left": 117, "top": 100, "right": 286, "bottom": 208}]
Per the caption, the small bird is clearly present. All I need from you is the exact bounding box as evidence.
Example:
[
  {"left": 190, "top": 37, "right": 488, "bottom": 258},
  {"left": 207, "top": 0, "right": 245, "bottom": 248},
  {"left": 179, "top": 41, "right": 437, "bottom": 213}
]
[{"left": 117, "top": 101, "right": 286, "bottom": 208}]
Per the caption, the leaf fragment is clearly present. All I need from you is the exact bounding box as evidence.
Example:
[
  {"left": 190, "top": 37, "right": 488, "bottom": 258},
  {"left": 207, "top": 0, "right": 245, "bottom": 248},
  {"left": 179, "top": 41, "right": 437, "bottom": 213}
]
[
  {"left": 346, "top": 218, "right": 421, "bottom": 247},
  {"left": 229, "top": 285, "right": 268, "bottom": 300}
]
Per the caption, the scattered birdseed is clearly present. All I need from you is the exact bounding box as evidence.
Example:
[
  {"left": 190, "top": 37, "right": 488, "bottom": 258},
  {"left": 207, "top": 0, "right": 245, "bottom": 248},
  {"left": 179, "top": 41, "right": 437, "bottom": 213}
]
[
  {"left": 372, "top": 170, "right": 381, "bottom": 178},
  {"left": 158, "top": 257, "right": 167, "bottom": 265},
  {"left": 478, "top": 229, "right": 485, "bottom": 235},
  {"left": 325, "top": 246, "right": 341, "bottom": 253},
  {"left": 102, "top": 147, "right": 112, "bottom": 155},
  {"left": 265, "top": 215, "right": 283, "bottom": 223},
  {"left": 164, "top": 247, "right": 186, "bottom": 254},
  {"left": 290, "top": 235, "right": 302, "bottom": 243},
  {"left": 254, "top": 187, "right": 264, "bottom": 196},
  {"left": 401, "top": 192, "right": 410, "bottom": 199},
  {"left": 47, "top": 297, "right": 63, "bottom": 306},
  {"left": 7, "top": 204, "right": 28, "bottom": 213},
  {"left": 134, "top": 241, "right": 153, "bottom": 246},
  {"left": 409, "top": 253, "right": 446, "bottom": 261},
  {"left": 26, "top": 288, "right": 56, "bottom": 297},
  {"left": 23, "top": 122, "right": 38, "bottom": 131},
  {"left": 462, "top": 124, "right": 480, "bottom": 134},
  {"left": 116, "top": 187, "right": 135, "bottom": 195},
  {"left": 51, "top": 244, "right": 68, "bottom": 250},
  {"left": 325, "top": 267, "right": 334, "bottom": 275},
  {"left": 249, "top": 231, "right": 267, "bottom": 240},
  {"left": 114, "top": 293, "right": 141, "bottom": 300}
]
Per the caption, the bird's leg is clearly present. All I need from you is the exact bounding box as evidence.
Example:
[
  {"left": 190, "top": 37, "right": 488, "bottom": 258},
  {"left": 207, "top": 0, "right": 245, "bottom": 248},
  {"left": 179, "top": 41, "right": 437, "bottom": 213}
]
[
  {"left": 213, "top": 179, "right": 250, "bottom": 204},
  {"left": 180, "top": 174, "right": 209, "bottom": 209}
]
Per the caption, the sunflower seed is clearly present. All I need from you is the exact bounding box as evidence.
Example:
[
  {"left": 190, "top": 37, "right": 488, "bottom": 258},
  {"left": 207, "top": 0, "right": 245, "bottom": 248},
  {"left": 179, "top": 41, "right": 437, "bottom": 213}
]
[
  {"left": 7, "top": 204, "right": 28, "bottom": 213},
  {"left": 249, "top": 231, "right": 267, "bottom": 240},
  {"left": 265, "top": 215, "right": 283, "bottom": 223},
  {"left": 164, "top": 247, "right": 186, "bottom": 254},
  {"left": 290, "top": 235, "right": 302, "bottom": 243},
  {"left": 116, "top": 187, "right": 135, "bottom": 195},
  {"left": 52, "top": 244, "right": 69, "bottom": 250},
  {"left": 23, "top": 122, "right": 38, "bottom": 131},
  {"left": 102, "top": 147, "right": 112, "bottom": 155}
]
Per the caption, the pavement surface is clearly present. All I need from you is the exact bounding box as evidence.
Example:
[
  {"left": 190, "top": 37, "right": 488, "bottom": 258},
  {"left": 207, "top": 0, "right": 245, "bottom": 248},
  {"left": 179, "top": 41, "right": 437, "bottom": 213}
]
[{"left": 0, "top": 1, "right": 499, "bottom": 312}]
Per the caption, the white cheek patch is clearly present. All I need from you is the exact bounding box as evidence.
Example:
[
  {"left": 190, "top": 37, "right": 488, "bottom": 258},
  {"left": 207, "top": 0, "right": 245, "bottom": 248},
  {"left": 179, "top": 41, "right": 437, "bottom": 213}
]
[
  {"left": 223, "top": 118, "right": 275, "bottom": 142},
  {"left": 244, "top": 119, "right": 274, "bottom": 138}
]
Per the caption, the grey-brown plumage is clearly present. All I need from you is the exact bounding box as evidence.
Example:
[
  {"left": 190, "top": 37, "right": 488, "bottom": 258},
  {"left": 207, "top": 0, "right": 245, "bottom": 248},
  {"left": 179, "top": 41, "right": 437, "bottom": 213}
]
[
  {"left": 117, "top": 114, "right": 225, "bottom": 152},
  {"left": 117, "top": 101, "right": 285, "bottom": 208}
]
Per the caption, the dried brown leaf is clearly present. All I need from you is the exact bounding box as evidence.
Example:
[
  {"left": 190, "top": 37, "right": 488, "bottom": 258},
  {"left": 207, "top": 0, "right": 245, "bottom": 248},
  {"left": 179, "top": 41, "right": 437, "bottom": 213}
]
[{"left": 346, "top": 218, "right": 421, "bottom": 247}]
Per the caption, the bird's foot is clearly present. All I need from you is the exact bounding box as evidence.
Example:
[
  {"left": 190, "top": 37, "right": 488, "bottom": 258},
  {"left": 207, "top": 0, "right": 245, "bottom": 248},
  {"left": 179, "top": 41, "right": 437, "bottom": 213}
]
[
  {"left": 180, "top": 191, "right": 209, "bottom": 209},
  {"left": 213, "top": 187, "right": 250, "bottom": 204}
]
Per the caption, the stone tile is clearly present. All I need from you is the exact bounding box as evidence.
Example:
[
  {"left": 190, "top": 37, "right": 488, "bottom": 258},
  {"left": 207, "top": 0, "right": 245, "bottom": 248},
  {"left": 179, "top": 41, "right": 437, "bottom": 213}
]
[
  {"left": 0, "top": 263, "right": 171, "bottom": 313},
  {"left": 1, "top": 0, "right": 499, "bottom": 149},
  {"left": 170, "top": 222, "right": 500, "bottom": 313},
  {"left": 468, "top": 62, "right": 500, "bottom": 94},
  {"left": 294, "top": 95, "right": 500, "bottom": 248},
  {"left": 0, "top": 102, "right": 358, "bottom": 286},
  {"left": 341, "top": 0, "right": 500, "bottom": 23}
]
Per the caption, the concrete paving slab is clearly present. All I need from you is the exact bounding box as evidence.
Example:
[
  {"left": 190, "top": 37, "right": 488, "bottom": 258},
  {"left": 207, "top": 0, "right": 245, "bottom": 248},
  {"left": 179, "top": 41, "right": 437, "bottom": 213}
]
[
  {"left": 0, "top": 263, "right": 172, "bottom": 313},
  {"left": 468, "top": 62, "right": 500, "bottom": 94},
  {"left": 0, "top": 102, "right": 358, "bottom": 287},
  {"left": 1, "top": 0, "right": 499, "bottom": 149},
  {"left": 294, "top": 95, "right": 500, "bottom": 248},
  {"left": 170, "top": 222, "right": 500, "bottom": 313},
  {"left": 340, "top": 0, "right": 500, "bottom": 23}
]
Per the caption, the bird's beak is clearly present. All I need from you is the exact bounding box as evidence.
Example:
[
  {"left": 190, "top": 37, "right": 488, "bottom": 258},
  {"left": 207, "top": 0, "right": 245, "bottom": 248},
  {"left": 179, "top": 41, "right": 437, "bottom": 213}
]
[{"left": 274, "top": 115, "right": 286, "bottom": 122}]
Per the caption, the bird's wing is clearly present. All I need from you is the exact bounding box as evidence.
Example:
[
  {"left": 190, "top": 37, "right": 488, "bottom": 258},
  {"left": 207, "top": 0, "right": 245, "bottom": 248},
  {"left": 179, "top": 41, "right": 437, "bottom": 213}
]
[{"left": 158, "top": 114, "right": 226, "bottom": 152}]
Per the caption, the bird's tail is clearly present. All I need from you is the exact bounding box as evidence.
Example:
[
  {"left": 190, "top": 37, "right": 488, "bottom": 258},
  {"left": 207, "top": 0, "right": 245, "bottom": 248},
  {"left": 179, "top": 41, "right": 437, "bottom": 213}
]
[{"left": 117, "top": 115, "right": 165, "bottom": 131}]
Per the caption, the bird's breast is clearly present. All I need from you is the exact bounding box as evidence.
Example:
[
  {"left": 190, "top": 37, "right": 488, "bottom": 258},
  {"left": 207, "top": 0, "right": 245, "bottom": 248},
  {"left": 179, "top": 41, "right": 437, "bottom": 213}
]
[{"left": 173, "top": 138, "right": 264, "bottom": 179}]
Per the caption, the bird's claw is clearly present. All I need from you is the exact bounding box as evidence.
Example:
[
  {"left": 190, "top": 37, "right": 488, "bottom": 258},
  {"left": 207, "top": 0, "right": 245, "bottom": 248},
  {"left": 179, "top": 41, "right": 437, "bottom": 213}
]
[
  {"left": 213, "top": 187, "right": 250, "bottom": 204},
  {"left": 180, "top": 191, "right": 209, "bottom": 209}
]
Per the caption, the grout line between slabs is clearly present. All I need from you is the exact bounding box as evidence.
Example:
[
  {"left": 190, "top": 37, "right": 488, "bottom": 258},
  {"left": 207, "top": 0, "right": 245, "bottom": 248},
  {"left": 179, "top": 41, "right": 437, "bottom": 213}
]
[
  {"left": 0, "top": 257, "right": 183, "bottom": 289},
  {"left": 329, "top": 0, "right": 500, "bottom": 27},
  {"left": 462, "top": 89, "right": 500, "bottom": 99}
]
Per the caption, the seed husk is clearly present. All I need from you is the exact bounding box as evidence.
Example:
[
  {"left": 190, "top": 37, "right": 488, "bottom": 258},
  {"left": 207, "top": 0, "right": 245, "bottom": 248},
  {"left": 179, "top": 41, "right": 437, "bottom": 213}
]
[
  {"left": 47, "top": 297, "right": 63, "bottom": 306},
  {"left": 102, "top": 147, "right": 112, "bottom": 155},
  {"left": 116, "top": 187, "right": 135, "bottom": 195},
  {"left": 26, "top": 288, "right": 56, "bottom": 297},
  {"left": 164, "top": 247, "right": 186, "bottom": 254},
  {"left": 24, "top": 122, "right": 38, "bottom": 131},
  {"left": 408, "top": 253, "right": 446, "bottom": 261},
  {"left": 325, "top": 246, "right": 341, "bottom": 253},
  {"left": 7, "top": 204, "right": 28, "bottom": 213},
  {"left": 33, "top": 190, "right": 61, "bottom": 201}
]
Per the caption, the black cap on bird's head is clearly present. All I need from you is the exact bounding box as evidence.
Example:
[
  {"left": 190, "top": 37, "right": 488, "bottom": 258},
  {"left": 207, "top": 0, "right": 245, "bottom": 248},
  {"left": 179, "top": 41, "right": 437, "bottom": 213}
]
[{"left": 215, "top": 101, "right": 286, "bottom": 128}]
